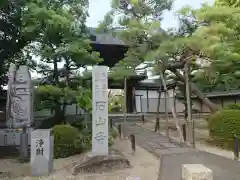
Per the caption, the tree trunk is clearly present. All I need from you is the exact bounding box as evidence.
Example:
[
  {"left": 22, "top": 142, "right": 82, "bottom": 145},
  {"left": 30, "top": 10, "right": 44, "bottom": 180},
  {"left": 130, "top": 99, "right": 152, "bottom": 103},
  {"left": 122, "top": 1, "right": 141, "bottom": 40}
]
[
  {"left": 183, "top": 85, "right": 188, "bottom": 123},
  {"left": 184, "top": 63, "right": 192, "bottom": 124},
  {"left": 65, "top": 58, "right": 70, "bottom": 86},
  {"left": 161, "top": 74, "right": 183, "bottom": 141},
  {"left": 160, "top": 72, "right": 169, "bottom": 138},
  {"left": 61, "top": 58, "right": 71, "bottom": 124},
  {"left": 171, "top": 89, "right": 184, "bottom": 142},
  {"left": 184, "top": 63, "right": 195, "bottom": 147},
  {"left": 123, "top": 76, "right": 127, "bottom": 138},
  {"left": 164, "top": 90, "right": 169, "bottom": 138},
  {"left": 53, "top": 58, "right": 62, "bottom": 124},
  {"left": 108, "top": 89, "right": 111, "bottom": 97},
  {"left": 155, "top": 89, "right": 161, "bottom": 132},
  {"left": 61, "top": 104, "right": 66, "bottom": 124},
  {"left": 173, "top": 70, "right": 219, "bottom": 112}
]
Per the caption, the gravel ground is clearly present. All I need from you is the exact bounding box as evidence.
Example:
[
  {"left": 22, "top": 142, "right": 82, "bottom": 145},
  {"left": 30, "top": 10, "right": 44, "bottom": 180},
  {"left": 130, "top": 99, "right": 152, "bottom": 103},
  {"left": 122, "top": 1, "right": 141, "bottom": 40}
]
[{"left": 0, "top": 139, "right": 159, "bottom": 180}]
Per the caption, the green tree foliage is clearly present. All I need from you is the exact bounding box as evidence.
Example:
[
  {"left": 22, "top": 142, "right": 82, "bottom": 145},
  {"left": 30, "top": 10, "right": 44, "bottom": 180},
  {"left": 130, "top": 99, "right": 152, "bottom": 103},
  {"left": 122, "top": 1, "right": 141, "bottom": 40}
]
[
  {"left": 0, "top": 0, "right": 36, "bottom": 85},
  {"left": 214, "top": 0, "right": 240, "bottom": 7},
  {"left": 189, "top": 4, "right": 240, "bottom": 92},
  {"left": 109, "top": 91, "right": 124, "bottom": 112},
  {"left": 1, "top": 0, "right": 102, "bottom": 120},
  {"left": 98, "top": 0, "right": 173, "bottom": 80},
  {"left": 35, "top": 85, "right": 77, "bottom": 111},
  {"left": 76, "top": 87, "right": 92, "bottom": 113},
  {"left": 99, "top": 0, "right": 220, "bottom": 112},
  {"left": 30, "top": 0, "right": 103, "bottom": 123}
]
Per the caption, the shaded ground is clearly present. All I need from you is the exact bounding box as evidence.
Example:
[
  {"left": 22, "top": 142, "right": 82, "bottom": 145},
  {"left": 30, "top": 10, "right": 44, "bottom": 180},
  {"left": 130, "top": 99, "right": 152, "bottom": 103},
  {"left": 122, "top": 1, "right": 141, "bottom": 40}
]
[
  {"left": 0, "top": 139, "right": 159, "bottom": 180},
  {"left": 137, "top": 117, "right": 237, "bottom": 160},
  {"left": 159, "top": 151, "right": 240, "bottom": 180}
]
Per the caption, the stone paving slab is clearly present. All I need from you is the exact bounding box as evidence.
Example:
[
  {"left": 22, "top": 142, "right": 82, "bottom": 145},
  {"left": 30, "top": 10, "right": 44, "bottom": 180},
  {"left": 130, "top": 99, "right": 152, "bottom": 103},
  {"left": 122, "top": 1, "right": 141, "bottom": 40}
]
[
  {"left": 158, "top": 151, "right": 240, "bottom": 180},
  {"left": 123, "top": 124, "right": 194, "bottom": 157}
]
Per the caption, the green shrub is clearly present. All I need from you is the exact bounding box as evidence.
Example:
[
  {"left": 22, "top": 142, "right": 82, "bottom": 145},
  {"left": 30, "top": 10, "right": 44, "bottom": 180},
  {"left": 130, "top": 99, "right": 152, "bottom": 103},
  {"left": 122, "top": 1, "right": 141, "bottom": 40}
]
[
  {"left": 52, "top": 124, "right": 118, "bottom": 158},
  {"left": 109, "top": 127, "right": 118, "bottom": 139},
  {"left": 77, "top": 128, "right": 117, "bottom": 149},
  {"left": 70, "top": 117, "right": 85, "bottom": 131},
  {"left": 108, "top": 128, "right": 118, "bottom": 146},
  {"left": 52, "top": 124, "right": 82, "bottom": 158},
  {"left": 207, "top": 109, "right": 240, "bottom": 149},
  {"left": 226, "top": 104, "right": 240, "bottom": 110}
]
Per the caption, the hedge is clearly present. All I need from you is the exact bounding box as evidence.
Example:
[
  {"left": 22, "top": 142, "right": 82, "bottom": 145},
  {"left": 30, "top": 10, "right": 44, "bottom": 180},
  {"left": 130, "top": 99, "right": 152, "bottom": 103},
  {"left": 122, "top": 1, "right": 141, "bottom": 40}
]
[
  {"left": 52, "top": 124, "right": 82, "bottom": 158},
  {"left": 226, "top": 104, "right": 240, "bottom": 110},
  {"left": 207, "top": 109, "right": 240, "bottom": 149}
]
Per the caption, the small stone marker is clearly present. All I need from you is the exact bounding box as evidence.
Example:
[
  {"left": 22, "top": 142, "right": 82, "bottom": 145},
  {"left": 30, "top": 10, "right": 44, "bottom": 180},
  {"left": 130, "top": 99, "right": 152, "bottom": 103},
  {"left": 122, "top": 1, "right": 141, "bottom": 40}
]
[
  {"left": 182, "top": 164, "right": 213, "bottom": 180},
  {"left": 126, "top": 176, "right": 140, "bottom": 180},
  {"left": 92, "top": 66, "right": 109, "bottom": 156},
  {"left": 31, "top": 129, "right": 53, "bottom": 176}
]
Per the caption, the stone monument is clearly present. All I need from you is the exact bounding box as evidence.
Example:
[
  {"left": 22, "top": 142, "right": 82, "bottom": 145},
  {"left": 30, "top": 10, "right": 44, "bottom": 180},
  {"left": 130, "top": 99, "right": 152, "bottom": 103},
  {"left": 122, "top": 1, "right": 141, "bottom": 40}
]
[
  {"left": 6, "top": 64, "right": 33, "bottom": 129},
  {"left": 72, "top": 66, "right": 131, "bottom": 176},
  {"left": 6, "top": 63, "right": 16, "bottom": 128},
  {"left": 5, "top": 64, "right": 34, "bottom": 161},
  {"left": 31, "top": 129, "right": 54, "bottom": 176},
  {"left": 92, "top": 65, "right": 108, "bottom": 155}
]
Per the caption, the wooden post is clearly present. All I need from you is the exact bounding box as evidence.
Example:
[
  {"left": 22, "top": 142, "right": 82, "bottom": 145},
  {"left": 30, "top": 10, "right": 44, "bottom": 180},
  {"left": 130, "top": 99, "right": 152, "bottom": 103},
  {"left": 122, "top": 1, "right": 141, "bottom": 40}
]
[
  {"left": 117, "top": 124, "right": 122, "bottom": 139},
  {"left": 109, "top": 118, "right": 113, "bottom": 128},
  {"left": 140, "top": 95, "right": 143, "bottom": 113},
  {"left": 141, "top": 114, "right": 144, "bottom": 124},
  {"left": 182, "top": 124, "right": 187, "bottom": 142},
  {"left": 164, "top": 90, "right": 169, "bottom": 138},
  {"left": 130, "top": 134, "right": 136, "bottom": 155},
  {"left": 185, "top": 62, "right": 194, "bottom": 148},
  {"left": 146, "top": 87, "right": 149, "bottom": 113},
  {"left": 123, "top": 76, "right": 127, "bottom": 138},
  {"left": 233, "top": 134, "right": 239, "bottom": 160},
  {"left": 155, "top": 90, "right": 161, "bottom": 132}
]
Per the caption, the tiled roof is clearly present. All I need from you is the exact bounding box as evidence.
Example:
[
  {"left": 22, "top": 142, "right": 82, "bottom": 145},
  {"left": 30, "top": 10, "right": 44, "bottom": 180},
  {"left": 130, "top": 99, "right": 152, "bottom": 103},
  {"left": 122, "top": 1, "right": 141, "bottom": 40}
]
[
  {"left": 176, "top": 90, "right": 240, "bottom": 98},
  {"left": 88, "top": 27, "right": 124, "bottom": 45}
]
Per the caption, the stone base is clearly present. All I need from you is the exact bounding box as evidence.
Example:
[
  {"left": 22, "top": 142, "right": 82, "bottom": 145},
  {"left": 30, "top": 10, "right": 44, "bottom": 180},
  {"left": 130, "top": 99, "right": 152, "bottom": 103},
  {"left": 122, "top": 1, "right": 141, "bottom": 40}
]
[
  {"left": 72, "top": 149, "right": 131, "bottom": 175},
  {"left": 182, "top": 164, "right": 213, "bottom": 180}
]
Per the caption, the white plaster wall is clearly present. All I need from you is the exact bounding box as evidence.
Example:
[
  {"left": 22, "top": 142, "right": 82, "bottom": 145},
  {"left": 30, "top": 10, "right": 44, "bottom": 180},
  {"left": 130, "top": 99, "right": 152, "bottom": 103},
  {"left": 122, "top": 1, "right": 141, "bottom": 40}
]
[{"left": 135, "top": 89, "right": 185, "bottom": 113}]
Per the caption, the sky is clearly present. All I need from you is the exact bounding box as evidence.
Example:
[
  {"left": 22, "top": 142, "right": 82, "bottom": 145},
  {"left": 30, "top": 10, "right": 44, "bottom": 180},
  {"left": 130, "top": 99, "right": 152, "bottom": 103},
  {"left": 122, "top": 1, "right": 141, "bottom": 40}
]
[{"left": 86, "top": 0, "right": 214, "bottom": 29}]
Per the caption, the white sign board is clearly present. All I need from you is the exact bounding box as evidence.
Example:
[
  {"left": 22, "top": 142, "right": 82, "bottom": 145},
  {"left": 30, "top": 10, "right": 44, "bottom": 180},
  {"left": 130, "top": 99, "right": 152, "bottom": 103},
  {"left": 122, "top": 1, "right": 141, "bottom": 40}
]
[
  {"left": 31, "top": 129, "right": 53, "bottom": 176},
  {"left": 92, "top": 66, "right": 108, "bottom": 155}
]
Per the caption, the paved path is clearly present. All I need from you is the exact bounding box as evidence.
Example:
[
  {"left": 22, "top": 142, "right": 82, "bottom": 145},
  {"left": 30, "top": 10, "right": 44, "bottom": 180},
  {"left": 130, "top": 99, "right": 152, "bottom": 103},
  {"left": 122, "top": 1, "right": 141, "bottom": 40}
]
[
  {"left": 123, "top": 124, "right": 195, "bottom": 157},
  {"left": 123, "top": 123, "right": 240, "bottom": 180}
]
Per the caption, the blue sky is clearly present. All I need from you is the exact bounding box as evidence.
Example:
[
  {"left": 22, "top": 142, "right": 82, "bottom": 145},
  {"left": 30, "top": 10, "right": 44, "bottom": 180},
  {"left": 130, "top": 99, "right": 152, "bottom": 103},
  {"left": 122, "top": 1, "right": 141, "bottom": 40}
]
[{"left": 86, "top": 0, "right": 213, "bottom": 29}]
